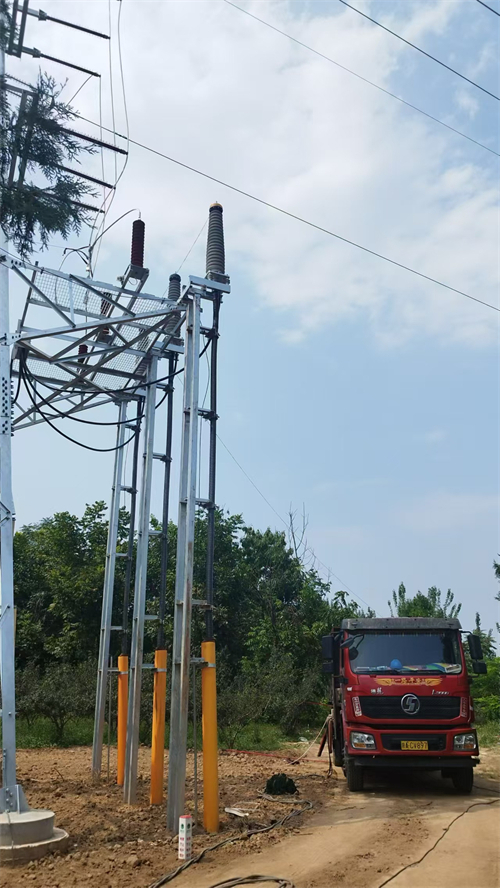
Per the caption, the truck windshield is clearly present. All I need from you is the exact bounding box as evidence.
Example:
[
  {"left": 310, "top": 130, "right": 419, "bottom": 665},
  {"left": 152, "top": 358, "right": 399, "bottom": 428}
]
[{"left": 348, "top": 630, "right": 462, "bottom": 674}]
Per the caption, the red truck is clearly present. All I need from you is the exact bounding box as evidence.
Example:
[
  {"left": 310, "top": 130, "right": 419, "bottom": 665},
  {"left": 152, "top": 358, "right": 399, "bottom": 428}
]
[{"left": 321, "top": 617, "right": 486, "bottom": 793}]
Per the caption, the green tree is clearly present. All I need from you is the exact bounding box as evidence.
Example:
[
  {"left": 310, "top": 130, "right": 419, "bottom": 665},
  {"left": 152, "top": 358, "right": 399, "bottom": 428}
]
[
  {"left": 493, "top": 560, "right": 500, "bottom": 633},
  {"left": 388, "top": 583, "right": 461, "bottom": 618},
  {"left": 13, "top": 501, "right": 368, "bottom": 740},
  {"left": 16, "top": 660, "right": 96, "bottom": 743},
  {"left": 14, "top": 502, "right": 129, "bottom": 667},
  {"left": 1, "top": 6, "right": 96, "bottom": 258},
  {"left": 470, "top": 612, "right": 496, "bottom": 660}
]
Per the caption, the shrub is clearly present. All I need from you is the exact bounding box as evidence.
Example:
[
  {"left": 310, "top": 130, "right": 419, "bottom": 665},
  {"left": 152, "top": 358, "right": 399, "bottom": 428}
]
[
  {"left": 475, "top": 696, "right": 500, "bottom": 724},
  {"left": 16, "top": 660, "right": 96, "bottom": 743},
  {"left": 217, "top": 653, "right": 324, "bottom": 747}
]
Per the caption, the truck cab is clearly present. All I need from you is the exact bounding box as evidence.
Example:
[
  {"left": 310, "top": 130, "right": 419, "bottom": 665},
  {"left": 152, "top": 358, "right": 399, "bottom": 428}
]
[{"left": 322, "top": 617, "right": 486, "bottom": 793}]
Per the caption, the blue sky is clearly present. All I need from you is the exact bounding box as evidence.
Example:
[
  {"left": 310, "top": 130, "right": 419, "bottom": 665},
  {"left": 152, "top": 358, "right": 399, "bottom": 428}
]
[{"left": 7, "top": 0, "right": 499, "bottom": 635}]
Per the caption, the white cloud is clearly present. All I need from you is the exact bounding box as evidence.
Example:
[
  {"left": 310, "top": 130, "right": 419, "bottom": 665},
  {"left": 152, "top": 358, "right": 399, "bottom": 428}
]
[
  {"left": 312, "top": 524, "right": 366, "bottom": 549},
  {"left": 454, "top": 89, "right": 480, "bottom": 120},
  {"left": 422, "top": 428, "right": 446, "bottom": 444},
  {"left": 10, "top": 0, "right": 499, "bottom": 348},
  {"left": 399, "top": 492, "right": 497, "bottom": 532}
]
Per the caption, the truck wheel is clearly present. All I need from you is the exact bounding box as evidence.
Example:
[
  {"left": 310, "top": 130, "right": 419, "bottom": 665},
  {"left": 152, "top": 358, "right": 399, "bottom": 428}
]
[
  {"left": 346, "top": 760, "right": 364, "bottom": 792},
  {"left": 451, "top": 768, "right": 474, "bottom": 793}
]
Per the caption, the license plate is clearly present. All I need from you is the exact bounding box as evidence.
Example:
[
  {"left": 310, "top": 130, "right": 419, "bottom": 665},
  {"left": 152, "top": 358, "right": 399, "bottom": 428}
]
[{"left": 401, "top": 740, "right": 428, "bottom": 750}]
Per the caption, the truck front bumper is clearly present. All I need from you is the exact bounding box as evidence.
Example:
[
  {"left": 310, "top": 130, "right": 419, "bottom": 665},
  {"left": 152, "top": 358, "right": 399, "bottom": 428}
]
[{"left": 348, "top": 755, "right": 479, "bottom": 769}]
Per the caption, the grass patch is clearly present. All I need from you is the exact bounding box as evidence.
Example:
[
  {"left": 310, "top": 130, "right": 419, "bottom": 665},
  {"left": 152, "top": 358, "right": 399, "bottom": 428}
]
[
  {"left": 218, "top": 721, "right": 288, "bottom": 751},
  {"left": 13, "top": 717, "right": 293, "bottom": 752},
  {"left": 16, "top": 717, "right": 100, "bottom": 748},
  {"left": 477, "top": 721, "right": 500, "bottom": 748}
]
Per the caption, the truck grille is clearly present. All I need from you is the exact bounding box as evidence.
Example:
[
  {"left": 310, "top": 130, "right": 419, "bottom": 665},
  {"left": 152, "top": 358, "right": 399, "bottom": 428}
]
[
  {"left": 359, "top": 696, "right": 460, "bottom": 720},
  {"left": 381, "top": 734, "right": 446, "bottom": 751}
]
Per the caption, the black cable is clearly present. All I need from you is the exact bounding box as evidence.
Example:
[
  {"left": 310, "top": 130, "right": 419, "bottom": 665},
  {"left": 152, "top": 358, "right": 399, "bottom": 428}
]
[
  {"left": 21, "top": 359, "right": 139, "bottom": 453},
  {"left": 130, "top": 334, "right": 212, "bottom": 392},
  {"left": 21, "top": 364, "right": 145, "bottom": 426},
  {"left": 11, "top": 362, "right": 22, "bottom": 406},
  {"left": 19, "top": 327, "right": 210, "bottom": 432},
  {"left": 147, "top": 801, "right": 313, "bottom": 888},
  {"left": 19, "top": 326, "right": 211, "bottom": 425},
  {"left": 476, "top": 0, "right": 500, "bottom": 15},
  {"left": 77, "top": 115, "right": 500, "bottom": 314},
  {"left": 23, "top": 359, "right": 170, "bottom": 422},
  {"left": 207, "top": 879, "right": 296, "bottom": 888},
  {"left": 338, "top": 1, "right": 499, "bottom": 101},
  {"left": 66, "top": 207, "right": 139, "bottom": 268},
  {"left": 154, "top": 387, "right": 170, "bottom": 411},
  {"left": 377, "top": 799, "right": 500, "bottom": 888},
  {"left": 223, "top": 1, "right": 499, "bottom": 158}
]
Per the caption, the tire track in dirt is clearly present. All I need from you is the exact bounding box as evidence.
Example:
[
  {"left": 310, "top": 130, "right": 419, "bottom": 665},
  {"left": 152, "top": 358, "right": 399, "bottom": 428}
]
[{"left": 173, "top": 771, "right": 500, "bottom": 888}]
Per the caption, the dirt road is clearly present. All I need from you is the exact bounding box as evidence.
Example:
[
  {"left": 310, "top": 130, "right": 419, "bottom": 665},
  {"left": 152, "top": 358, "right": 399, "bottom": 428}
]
[
  {"left": 176, "top": 767, "right": 500, "bottom": 888},
  {"left": 2, "top": 745, "right": 499, "bottom": 888}
]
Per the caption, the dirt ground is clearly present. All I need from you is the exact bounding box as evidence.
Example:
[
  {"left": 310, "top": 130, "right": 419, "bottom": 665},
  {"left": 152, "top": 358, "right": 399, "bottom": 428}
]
[{"left": 1, "top": 743, "right": 499, "bottom": 888}]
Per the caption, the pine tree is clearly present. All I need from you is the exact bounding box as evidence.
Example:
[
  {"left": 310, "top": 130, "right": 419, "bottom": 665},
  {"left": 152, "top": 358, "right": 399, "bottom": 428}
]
[{"left": 1, "top": 2, "right": 97, "bottom": 256}]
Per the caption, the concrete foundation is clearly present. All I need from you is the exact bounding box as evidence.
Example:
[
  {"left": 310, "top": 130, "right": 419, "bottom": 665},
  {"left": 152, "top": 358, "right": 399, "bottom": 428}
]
[{"left": 0, "top": 810, "right": 69, "bottom": 863}]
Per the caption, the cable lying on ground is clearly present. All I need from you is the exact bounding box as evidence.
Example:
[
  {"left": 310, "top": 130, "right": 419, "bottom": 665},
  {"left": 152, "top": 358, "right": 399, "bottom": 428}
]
[
  {"left": 377, "top": 799, "right": 500, "bottom": 888},
  {"left": 147, "top": 801, "right": 313, "bottom": 888},
  {"left": 207, "top": 877, "right": 296, "bottom": 888}
]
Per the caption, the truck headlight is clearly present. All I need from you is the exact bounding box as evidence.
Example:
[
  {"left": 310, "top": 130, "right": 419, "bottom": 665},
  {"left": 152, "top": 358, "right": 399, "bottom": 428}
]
[
  {"left": 453, "top": 732, "right": 477, "bottom": 751},
  {"left": 350, "top": 732, "right": 376, "bottom": 750}
]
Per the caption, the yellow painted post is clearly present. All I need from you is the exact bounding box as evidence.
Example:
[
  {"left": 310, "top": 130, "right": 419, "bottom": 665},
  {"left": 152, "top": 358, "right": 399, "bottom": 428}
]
[
  {"left": 201, "top": 640, "right": 219, "bottom": 832},
  {"left": 117, "top": 655, "right": 128, "bottom": 786},
  {"left": 150, "top": 648, "right": 167, "bottom": 804}
]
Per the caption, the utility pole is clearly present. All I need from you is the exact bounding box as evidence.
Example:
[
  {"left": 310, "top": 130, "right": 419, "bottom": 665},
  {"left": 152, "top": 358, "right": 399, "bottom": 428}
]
[
  {"left": 0, "top": 11, "right": 68, "bottom": 858},
  {"left": 167, "top": 204, "right": 230, "bottom": 833},
  {"left": 167, "top": 289, "right": 202, "bottom": 830},
  {"left": 0, "top": 2, "right": 25, "bottom": 816},
  {"left": 201, "top": 203, "right": 229, "bottom": 832},
  {"left": 123, "top": 355, "right": 158, "bottom": 804}
]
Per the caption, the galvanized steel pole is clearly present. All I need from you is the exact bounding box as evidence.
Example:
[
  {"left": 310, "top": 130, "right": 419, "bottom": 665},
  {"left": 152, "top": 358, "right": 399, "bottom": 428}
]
[
  {"left": 124, "top": 356, "right": 158, "bottom": 804},
  {"left": 121, "top": 399, "right": 142, "bottom": 656},
  {"left": 204, "top": 203, "right": 225, "bottom": 641},
  {"left": 157, "top": 351, "right": 176, "bottom": 649},
  {"left": 92, "top": 400, "right": 128, "bottom": 778},
  {"left": 0, "top": 27, "right": 26, "bottom": 813},
  {"left": 167, "top": 293, "right": 201, "bottom": 831},
  {"left": 0, "top": 227, "right": 18, "bottom": 809}
]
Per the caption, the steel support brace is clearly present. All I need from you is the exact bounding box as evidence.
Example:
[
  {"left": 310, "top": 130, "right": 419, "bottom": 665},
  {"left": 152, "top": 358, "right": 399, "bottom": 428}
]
[
  {"left": 124, "top": 357, "right": 158, "bottom": 804},
  {"left": 167, "top": 295, "right": 201, "bottom": 831},
  {"left": 92, "top": 399, "right": 128, "bottom": 778}
]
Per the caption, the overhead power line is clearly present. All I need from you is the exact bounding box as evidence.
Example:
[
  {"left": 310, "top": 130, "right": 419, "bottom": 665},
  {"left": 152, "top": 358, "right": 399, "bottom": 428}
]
[
  {"left": 78, "top": 115, "right": 500, "bottom": 315},
  {"left": 476, "top": 0, "right": 500, "bottom": 15},
  {"left": 223, "top": 1, "right": 498, "bottom": 157},
  {"left": 338, "top": 0, "right": 500, "bottom": 101},
  {"left": 217, "top": 434, "right": 289, "bottom": 528},
  {"left": 216, "top": 434, "right": 375, "bottom": 612}
]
